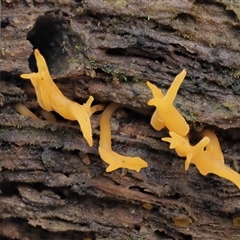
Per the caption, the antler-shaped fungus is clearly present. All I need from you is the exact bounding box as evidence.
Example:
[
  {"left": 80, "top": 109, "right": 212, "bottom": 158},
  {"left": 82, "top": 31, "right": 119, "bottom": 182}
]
[
  {"left": 99, "top": 103, "right": 148, "bottom": 172},
  {"left": 147, "top": 69, "right": 189, "bottom": 137},
  {"left": 162, "top": 131, "right": 240, "bottom": 189},
  {"left": 21, "top": 49, "right": 94, "bottom": 146}
]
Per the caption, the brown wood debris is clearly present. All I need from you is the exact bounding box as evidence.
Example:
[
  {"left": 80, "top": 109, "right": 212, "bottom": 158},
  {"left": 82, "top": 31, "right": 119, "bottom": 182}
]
[{"left": 1, "top": 0, "right": 240, "bottom": 239}]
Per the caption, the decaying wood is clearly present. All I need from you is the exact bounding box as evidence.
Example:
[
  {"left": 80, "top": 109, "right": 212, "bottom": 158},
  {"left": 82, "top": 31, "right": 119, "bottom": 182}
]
[{"left": 1, "top": 0, "right": 240, "bottom": 239}]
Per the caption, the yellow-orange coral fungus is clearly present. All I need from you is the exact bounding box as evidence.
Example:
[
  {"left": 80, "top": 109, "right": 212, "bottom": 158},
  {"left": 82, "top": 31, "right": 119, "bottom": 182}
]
[
  {"left": 146, "top": 79, "right": 165, "bottom": 131},
  {"left": 39, "top": 109, "right": 56, "bottom": 122},
  {"left": 90, "top": 104, "right": 106, "bottom": 116},
  {"left": 162, "top": 131, "right": 240, "bottom": 189},
  {"left": 162, "top": 132, "right": 209, "bottom": 170},
  {"left": 13, "top": 103, "right": 39, "bottom": 120},
  {"left": 147, "top": 69, "right": 189, "bottom": 137},
  {"left": 149, "top": 109, "right": 165, "bottom": 131},
  {"left": 21, "top": 49, "right": 93, "bottom": 146},
  {"left": 99, "top": 103, "right": 148, "bottom": 172},
  {"left": 200, "top": 129, "right": 224, "bottom": 165}
]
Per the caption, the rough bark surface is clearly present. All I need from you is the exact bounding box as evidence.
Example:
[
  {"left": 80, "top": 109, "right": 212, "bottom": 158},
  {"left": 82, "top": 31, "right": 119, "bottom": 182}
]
[{"left": 1, "top": 0, "right": 240, "bottom": 239}]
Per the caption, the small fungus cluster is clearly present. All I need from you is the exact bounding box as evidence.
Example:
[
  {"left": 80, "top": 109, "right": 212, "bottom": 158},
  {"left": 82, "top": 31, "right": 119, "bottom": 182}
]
[
  {"left": 20, "top": 49, "right": 148, "bottom": 172},
  {"left": 147, "top": 70, "right": 240, "bottom": 190},
  {"left": 19, "top": 49, "right": 240, "bottom": 190}
]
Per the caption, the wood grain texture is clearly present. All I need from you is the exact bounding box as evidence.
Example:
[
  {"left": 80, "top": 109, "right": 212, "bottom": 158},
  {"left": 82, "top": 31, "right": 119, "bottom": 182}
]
[{"left": 1, "top": 0, "right": 240, "bottom": 239}]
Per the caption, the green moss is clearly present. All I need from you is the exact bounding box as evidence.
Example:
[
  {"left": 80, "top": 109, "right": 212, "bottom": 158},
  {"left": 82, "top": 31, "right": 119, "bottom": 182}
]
[
  {"left": 182, "top": 109, "right": 198, "bottom": 128},
  {"left": 213, "top": 104, "right": 222, "bottom": 110},
  {"left": 75, "top": 45, "right": 81, "bottom": 50},
  {"left": 231, "top": 79, "right": 240, "bottom": 95},
  {"left": 68, "top": 57, "right": 80, "bottom": 63},
  {"left": 182, "top": 33, "right": 191, "bottom": 40},
  {"left": 233, "top": 71, "right": 240, "bottom": 79},
  {"left": 89, "top": 59, "right": 96, "bottom": 65},
  {"left": 188, "top": 110, "right": 197, "bottom": 122},
  {"left": 103, "top": 63, "right": 114, "bottom": 74},
  {"left": 61, "top": 44, "right": 68, "bottom": 53}
]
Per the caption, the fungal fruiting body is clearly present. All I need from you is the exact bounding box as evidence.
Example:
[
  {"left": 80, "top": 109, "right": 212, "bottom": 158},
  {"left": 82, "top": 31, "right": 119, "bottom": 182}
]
[
  {"left": 90, "top": 104, "right": 106, "bottom": 116},
  {"left": 233, "top": 217, "right": 240, "bottom": 227},
  {"left": 146, "top": 81, "right": 165, "bottom": 131},
  {"left": 142, "top": 203, "right": 153, "bottom": 210},
  {"left": 149, "top": 109, "right": 165, "bottom": 131},
  {"left": 99, "top": 102, "right": 148, "bottom": 172},
  {"left": 39, "top": 109, "right": 57, "bottom": 122},
  {"left": 162, "top": 131, "right": 210, "bottom": 170},
  {"left": 162, "top": 131, "right": 240, "bottom": 189},
  {"left": 20, "top": 50, "right": 240, "bottom": 185},
  {"left": 147, "top": 69, "right": 189, "bottom": 137},
  {"left": 20, "top": 49, "right": 147, "bottom": 172},
  {"left": 13, "top": 103, "right": 39, "bottom": 120},
  {"left": 13, "top": 103, "right": 57, "bottom": 122},
  {"left": 200, "top": 129, "right": 224, "bottom": 165},
  {"left": 21, "top": 49, "right": 93, "bottom": 146},
  {"left": 172, "top": 215, "right": 192, "bottom": 228}
]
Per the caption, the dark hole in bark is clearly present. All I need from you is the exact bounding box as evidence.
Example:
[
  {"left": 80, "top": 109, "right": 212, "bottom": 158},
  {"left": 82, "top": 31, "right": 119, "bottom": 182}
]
[
  {"left": 1, "top": 18, "right": 10, "bottom": 28},
  {"left": 0, "top": 181, "right": 18, "bottom": 196},
  {"left": 24, "top": 11, "right": 82, "bottom": 76},
  {"left": 175, "top": 12, "right": 195, "bottom": 24},
  {"left": 154, "top": 230, "right": 173, "bottom": 239},
  {"left": 106, "top": 47, "right": 165, "bottom": 63},
  {"left": 134, "top": 224, "right": 141, "bottom": 231}
]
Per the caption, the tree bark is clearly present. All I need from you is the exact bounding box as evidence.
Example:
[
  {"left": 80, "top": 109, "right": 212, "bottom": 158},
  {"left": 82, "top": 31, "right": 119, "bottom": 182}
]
[{"left": 1, "top": 0, "right": 240, "bottom": 239}]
